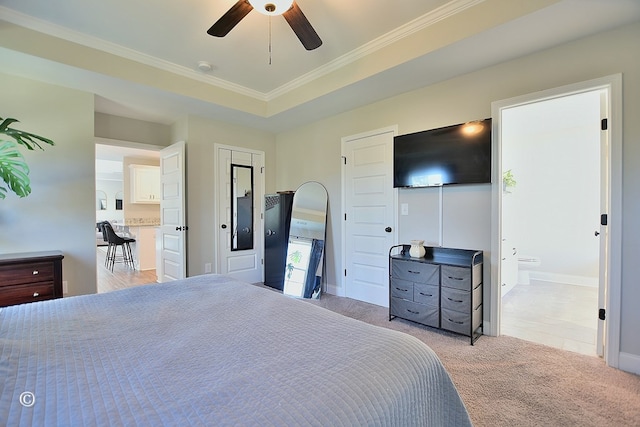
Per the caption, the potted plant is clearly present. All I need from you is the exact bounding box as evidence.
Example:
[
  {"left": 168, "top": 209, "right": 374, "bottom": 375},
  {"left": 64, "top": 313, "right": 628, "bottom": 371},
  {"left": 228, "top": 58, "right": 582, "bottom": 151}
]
[
  {"left": 503, "top": 169, "right": 517, "bottom": 192},
  {"left": 0, "top": 117, "right": 55, "bottom": 199}
]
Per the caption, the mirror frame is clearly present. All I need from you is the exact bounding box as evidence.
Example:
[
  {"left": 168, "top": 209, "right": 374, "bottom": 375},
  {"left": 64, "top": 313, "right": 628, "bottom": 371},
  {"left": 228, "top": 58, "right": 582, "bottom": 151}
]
[
  {"left": 230, "top": 163, "right": 254, "bottom": 251},
  {"left": 96, "top": 190, "right": 107, "bottom": 211},
  {"left": 283, "top": 181, "right": 328, "bottom": 299}
]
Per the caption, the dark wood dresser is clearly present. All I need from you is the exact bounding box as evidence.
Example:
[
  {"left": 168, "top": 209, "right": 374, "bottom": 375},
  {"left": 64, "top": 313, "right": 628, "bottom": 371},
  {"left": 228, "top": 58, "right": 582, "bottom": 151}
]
[{"left": 0, "top": 250, "right": 64, "bottom": 307}]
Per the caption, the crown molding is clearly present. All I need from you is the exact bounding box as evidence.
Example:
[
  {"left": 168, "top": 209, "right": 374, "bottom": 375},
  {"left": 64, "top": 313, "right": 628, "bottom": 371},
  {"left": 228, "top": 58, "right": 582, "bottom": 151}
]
[
  {"left": 0, "top": 6, "right": 268, "bottom": 101},
  {"left": 266, "top": 0, "right": 484, "bottom": 100},
  {"left": 0, "top": 0, "right": 482, "bottom": 103}
]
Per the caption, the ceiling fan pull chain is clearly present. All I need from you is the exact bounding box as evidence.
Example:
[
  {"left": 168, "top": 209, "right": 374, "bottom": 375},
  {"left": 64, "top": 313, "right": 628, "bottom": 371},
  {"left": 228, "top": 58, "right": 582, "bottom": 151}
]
[{"left": 269, "top": 16, "right": 272, "bottom": 65}]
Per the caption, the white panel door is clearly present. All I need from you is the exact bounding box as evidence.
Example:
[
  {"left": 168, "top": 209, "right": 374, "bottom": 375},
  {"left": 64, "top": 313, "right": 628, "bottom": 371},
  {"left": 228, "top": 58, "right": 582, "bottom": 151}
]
[
  {"left": 158, "top": 141, "right": 186, "bottom": 282},
  {"left": 342, "top": 127, "right": 397, "bottom": 307},
  {"left": 216, "top": 146, "right": 264, "bottom": 283}
]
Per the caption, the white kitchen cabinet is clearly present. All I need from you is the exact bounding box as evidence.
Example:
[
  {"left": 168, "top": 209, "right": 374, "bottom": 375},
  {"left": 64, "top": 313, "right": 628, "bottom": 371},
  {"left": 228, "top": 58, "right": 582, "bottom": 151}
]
[{"left": 130, "top": 164, "right": 160, "bottom": 204}]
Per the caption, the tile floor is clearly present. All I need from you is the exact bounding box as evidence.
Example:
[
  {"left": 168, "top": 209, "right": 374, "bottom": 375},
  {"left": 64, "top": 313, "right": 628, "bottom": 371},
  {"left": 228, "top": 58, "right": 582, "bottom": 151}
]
[{"left": 501, "top": 280, "right": 599, "bottom": 357}]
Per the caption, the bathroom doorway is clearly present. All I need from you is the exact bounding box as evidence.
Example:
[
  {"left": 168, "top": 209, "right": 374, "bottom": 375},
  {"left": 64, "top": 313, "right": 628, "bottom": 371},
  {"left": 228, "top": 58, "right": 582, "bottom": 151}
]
[{"left": 499, "top": 90, "right": 603, "bottom": 356}]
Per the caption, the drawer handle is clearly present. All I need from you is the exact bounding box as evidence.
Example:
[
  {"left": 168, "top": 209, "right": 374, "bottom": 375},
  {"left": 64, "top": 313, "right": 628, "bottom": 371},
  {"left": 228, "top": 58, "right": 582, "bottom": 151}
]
[
  {"left": 447, "top": 297, "right": 464, "bottom": 303},
  {"left": 32, "top": 270, "right": 39, "bottom": 275},
  {"left": 419, "top": 292, "right": 433, "bottom": 297},
  {"left": 448, "top": 318, "right": 464, "bottom": 324},
  {"left": 33, "top": 292, "right": 40, "bottom": 298},
  {"left": 447, "top": 276, "right": 463, "bottom": 281},
  {"left": 407, "top": 309, "right": 420, "bottom": 315},
  {"left": 395, "top": 287, "right": 409, "bottom": 292},
  {"left": 408, "top": 270, "right": 421, "bottom": 275}
]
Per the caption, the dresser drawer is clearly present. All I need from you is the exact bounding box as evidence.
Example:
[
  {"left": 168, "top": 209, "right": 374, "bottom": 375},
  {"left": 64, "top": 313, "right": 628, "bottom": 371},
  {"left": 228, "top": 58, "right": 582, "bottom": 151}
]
[
  {"left": 441, "top": 307, "right": 471, "bottom": 335},
  {"left": 390, "top": 278, "right": 413, "bottom": 300},
  {"left": 390, "top": 297, "right": 439, "bottom": 328},
  {"left": 0, "top": 282, "right": 56, "bottom": 307},
  {"left": 413, "top": 283, "right": 439, "bottom": 306},
  {"left": 441, "top": 284, "right": 482, "bottom": 312},
  {"left": 0, "top": 262, "right": 55, "bottom": 287},
  {"left": 441, "top": 287, "right": 470, "bottom": 312},
  {"left": 441, "top": 304, "right": 482, "bottom": 336},
  {"left": 392, "top": 260, "right": 439, "bottom": 285},
  {"left": 441, "top": 265, "right": 471, "bottom": 290}
]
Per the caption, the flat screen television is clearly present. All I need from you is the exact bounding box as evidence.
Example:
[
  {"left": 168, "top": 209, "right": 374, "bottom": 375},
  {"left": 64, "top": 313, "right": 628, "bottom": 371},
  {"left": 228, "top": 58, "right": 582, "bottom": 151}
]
[{"left": 393, "top": 118, "right": 492, "bottom": 188}]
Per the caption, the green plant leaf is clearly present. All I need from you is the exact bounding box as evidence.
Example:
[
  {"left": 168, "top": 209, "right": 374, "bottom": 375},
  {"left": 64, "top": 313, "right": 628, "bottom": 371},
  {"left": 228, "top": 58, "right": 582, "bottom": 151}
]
[
  {"left": 0, "top": 140, "right": 31, "bottom": 199},
  {"left": 0, "top": 117, "right": 55, "bottom": 151}
]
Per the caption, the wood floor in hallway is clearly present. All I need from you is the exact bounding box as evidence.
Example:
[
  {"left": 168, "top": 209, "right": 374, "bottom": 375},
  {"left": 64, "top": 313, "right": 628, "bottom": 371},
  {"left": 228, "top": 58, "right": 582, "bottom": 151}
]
[{"left": 96, "top": 247, "right": 157, "bottom": 293}]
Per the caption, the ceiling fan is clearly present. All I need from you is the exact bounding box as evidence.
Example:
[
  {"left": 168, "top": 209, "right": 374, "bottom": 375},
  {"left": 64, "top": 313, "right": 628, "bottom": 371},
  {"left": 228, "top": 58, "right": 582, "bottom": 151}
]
[{"left": 207, "top": 0, "right": 322, "bottom": 51}]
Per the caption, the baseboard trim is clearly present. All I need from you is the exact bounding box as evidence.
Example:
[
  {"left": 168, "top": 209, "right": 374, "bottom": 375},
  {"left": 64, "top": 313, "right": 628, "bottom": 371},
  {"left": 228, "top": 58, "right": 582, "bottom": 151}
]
[
  {"left": 524, "top": 270, "right": 598, "bottom": 287},
  {"left": 618, "top": 352, "right": 640, "bottom": 376},
  {"left": 326, "top": 282, "right": 344, "bottom": 297}
]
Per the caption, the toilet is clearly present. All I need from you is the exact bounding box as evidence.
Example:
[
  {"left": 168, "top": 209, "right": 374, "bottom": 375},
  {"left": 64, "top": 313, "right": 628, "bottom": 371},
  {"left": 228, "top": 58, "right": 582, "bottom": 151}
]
[{"left": 517, "top": 256, "right": 541, "bottom": 285}]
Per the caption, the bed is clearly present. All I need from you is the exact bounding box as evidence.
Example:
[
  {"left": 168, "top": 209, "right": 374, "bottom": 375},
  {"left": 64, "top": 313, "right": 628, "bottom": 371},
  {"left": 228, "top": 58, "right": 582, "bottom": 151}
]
[{"left": 0, "top": 274, "right": 471, "bottom": 426}]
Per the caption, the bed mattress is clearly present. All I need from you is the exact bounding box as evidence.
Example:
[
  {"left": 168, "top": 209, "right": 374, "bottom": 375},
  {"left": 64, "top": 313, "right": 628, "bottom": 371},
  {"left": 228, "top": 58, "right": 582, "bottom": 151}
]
[{"left": 0, "top": 274, "right": 471, "bottom": 426}]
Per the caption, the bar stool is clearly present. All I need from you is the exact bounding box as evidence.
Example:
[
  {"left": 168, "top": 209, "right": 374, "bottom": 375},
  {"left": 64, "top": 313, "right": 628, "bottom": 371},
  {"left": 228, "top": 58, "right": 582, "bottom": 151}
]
[{"left": 102, "top": 222, "right": 136, "bottom": 271}]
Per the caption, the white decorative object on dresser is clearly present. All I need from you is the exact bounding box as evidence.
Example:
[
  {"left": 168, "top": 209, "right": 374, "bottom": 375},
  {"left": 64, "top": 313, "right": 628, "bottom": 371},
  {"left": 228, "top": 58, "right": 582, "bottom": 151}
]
[
  {"left": 129, "top": 164, "right": 160, "bottom": 203},
  {"left": 389, "top": 244, "right": 483, "bottom": 344}
]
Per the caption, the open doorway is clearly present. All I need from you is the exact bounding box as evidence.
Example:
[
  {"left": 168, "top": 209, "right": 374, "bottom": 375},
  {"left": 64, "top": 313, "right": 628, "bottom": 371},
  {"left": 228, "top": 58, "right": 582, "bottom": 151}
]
[
  {"left": 95, "top": 141, "right": 161, "bottom": 293},
  {"left": 499, "top": 91, "right": 602, "bottom": 356}
]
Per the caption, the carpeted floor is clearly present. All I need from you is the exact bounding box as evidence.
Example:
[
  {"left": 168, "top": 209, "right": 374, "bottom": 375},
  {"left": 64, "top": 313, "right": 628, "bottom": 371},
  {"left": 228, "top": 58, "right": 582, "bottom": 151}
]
[{"left": 308, "top": 293, "right": 640, "bottom": 427}]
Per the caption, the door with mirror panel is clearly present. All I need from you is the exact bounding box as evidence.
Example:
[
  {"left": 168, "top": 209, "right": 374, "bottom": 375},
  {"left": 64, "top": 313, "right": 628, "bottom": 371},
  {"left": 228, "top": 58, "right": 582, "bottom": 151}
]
[{"left": 216, "top": 146, "right": 264, "bottom": 283}]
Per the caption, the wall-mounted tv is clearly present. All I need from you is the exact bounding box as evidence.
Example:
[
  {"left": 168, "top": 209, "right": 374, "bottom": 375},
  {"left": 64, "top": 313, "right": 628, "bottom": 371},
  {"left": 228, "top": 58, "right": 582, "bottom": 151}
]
[{"left": 393, "top": 118, "right": 492, "bottom": 188}]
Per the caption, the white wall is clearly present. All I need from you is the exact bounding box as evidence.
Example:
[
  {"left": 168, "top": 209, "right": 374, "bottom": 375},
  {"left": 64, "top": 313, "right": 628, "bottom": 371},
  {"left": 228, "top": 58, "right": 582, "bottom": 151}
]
[
  {"left": 171, "top": 115, "right": 277, "bottom": 277},
  {"left": 0, "top": 74, "right": 96, "bottom": 296},
  {"left": 502, "top": 91, "right": 601, "bottom": 282},
  {"left": 275, "top": 22, "right": 640, "bottom": 360}
]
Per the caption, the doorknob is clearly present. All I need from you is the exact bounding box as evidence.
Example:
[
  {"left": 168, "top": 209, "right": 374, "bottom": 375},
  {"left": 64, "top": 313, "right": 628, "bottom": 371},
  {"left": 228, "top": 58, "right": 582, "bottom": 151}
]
[
  {"left": 594, "top": 230, "right": 600, "bottom": 236},
  {"left": 385, "top": 227, "right": 392, "bottom": 233},
  {"left": 221, "top": 224, "right": 227, "bottom": 229}
]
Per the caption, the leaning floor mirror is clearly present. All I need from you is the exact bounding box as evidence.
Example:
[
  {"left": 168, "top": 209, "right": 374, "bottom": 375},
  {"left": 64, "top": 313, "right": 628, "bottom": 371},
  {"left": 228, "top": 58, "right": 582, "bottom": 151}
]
[{"left": 283, "top": 181, "right": 328, "bottom": 299}]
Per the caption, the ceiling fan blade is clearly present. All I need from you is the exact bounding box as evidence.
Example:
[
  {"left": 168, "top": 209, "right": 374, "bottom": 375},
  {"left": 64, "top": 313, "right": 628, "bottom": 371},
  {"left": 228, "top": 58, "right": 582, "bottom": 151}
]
[
  {"left": 207, "top": 0, "right": 253, "bottom": 37},
  {"left": 282, "top": 2, "right": 322, "bottom": 50}
]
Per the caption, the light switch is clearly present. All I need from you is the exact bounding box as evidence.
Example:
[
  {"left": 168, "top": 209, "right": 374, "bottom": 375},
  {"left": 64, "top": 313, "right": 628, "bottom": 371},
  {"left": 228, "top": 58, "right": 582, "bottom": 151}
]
[{"left": 401, "top": 203, "right": 409, "bottom": 216}]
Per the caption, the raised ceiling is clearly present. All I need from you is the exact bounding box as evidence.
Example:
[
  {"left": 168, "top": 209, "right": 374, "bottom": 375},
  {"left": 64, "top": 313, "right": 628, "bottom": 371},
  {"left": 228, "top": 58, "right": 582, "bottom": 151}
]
[{"left": 1, "top": 0, "right": 639, "bottom": 132}]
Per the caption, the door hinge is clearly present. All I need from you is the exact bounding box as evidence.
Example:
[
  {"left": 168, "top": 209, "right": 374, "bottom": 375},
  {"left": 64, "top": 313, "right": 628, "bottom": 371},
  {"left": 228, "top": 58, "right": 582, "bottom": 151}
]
[
  {"left": 344, "top": 269, "right": 347, "bottom": 277},
  {"left": 342, "top": 156, "right": 347, "bottom": 165},
  {"left": 601, "top": 118, "right": 608, "bottom": 131},
  {"left": 344, "top": 213, "right": 347, "bottom": 221},
  {"left": 599, "top": 308, "right": 606, "bottom": 320},
  {"left": 261, "top": 166, "right": 264, "bottom": 174},
  {"left": 601, "top": 214, "right": 608, "bottom": 226}
]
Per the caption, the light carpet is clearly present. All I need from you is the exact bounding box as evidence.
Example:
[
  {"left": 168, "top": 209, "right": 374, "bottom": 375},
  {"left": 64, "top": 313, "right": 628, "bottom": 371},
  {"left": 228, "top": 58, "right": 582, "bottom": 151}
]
[{"left": 309, "top": 293, "right": 640, "bottom": 427}]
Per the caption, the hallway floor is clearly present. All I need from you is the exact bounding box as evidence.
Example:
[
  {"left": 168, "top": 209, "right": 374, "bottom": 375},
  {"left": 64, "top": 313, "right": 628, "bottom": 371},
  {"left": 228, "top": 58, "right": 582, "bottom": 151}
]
[
  {"left": 501, "top": 280, "right": 598, "bottom": 357},
  {"left": 97, "top": 247, "right": 157, "bottom": 293}
]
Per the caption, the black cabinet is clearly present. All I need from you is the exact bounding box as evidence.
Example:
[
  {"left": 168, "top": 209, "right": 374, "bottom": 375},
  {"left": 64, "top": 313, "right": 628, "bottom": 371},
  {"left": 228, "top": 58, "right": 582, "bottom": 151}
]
[
  {"left": 389, "top": 245, "right": 483, "bottom": 344},
  {"left": 264, "top": 192, "right": 294, "bottom": 290}
]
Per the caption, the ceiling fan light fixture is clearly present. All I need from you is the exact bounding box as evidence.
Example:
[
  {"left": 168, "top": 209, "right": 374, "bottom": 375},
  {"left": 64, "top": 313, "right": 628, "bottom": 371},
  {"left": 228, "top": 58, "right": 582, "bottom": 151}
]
[{"left": 248, "top": 0, "right": 294, "bottom": 16}]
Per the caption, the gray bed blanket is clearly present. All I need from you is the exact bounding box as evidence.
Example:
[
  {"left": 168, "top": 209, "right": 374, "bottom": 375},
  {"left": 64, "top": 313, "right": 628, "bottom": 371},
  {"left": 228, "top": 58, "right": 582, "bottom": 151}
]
[{"left": 0, "top": 274, "right": 471, "bottom": 426}]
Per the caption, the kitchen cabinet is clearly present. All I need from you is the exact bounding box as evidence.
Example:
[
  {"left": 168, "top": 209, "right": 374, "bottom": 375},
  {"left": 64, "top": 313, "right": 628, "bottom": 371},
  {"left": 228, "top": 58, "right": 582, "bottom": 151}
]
[{"left": 130, "top": 164, "right": 160, "bottom": 204}]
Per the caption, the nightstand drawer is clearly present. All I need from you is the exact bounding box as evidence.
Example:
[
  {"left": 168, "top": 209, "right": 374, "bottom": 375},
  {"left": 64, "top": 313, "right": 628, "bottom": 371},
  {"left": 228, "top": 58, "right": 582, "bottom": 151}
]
[
  {"left": 0, "top": 282, "right": 55, "bottom": 307},
  {"left": 390, "top": 278, "right": 413, "bottom": 300},
  {"left": 441, "top": 265, "right": 471, "bottom": 290},
  {"left": 390, "top": 297, "right": 439, "bottom": 328},
  {"left": 392, "top": 260, "right": 439, "bottom": 285},
  {"left": 0, "top": 262, "right": 55, "bottom": 287},
  {"left": 413, "top": 283, "right": 439, "bottom": 306}
]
